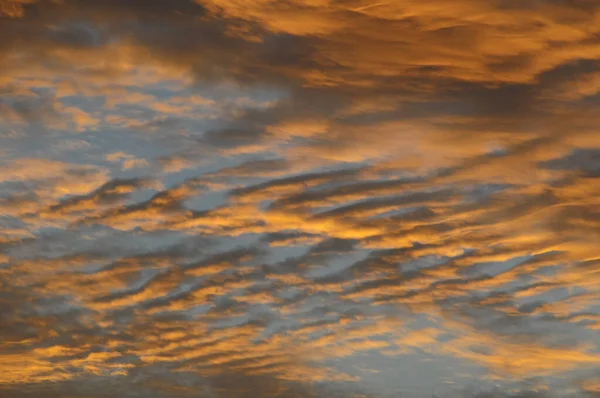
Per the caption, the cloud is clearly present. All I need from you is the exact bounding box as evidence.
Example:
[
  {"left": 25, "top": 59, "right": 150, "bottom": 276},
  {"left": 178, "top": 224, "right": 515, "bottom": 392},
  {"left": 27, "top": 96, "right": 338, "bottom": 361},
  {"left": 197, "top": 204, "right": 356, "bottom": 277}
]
[{"left": 2, "top": 0, "right": 600, "bottom": 397}]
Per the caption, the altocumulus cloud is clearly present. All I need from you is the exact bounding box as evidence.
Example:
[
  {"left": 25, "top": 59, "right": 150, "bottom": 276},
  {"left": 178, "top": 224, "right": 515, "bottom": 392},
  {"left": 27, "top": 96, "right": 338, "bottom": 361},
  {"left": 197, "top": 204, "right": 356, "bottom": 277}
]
[{"left": 1, "top": 1, "right": 600, "bottom": 397}]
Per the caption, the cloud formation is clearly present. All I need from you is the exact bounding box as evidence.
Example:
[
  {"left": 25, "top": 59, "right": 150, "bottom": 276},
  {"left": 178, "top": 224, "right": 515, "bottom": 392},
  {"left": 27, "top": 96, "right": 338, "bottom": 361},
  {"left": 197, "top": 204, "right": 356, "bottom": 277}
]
[{"left": 2, "top": 1, "right": 600, "bottom": 397}]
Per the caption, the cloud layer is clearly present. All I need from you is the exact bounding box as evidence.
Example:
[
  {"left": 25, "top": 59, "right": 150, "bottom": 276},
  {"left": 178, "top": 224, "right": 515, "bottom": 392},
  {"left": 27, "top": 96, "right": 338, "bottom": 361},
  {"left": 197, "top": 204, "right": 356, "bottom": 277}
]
[{"left": 2, "top": 1, "right": 600, "bottom": 397}]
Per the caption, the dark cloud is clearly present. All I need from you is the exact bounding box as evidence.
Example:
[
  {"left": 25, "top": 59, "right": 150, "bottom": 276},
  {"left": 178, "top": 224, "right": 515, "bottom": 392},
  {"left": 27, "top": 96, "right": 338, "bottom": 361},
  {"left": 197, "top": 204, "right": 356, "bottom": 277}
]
[
  {"left": 231, "top": 166, "right": 364, "bottom": 198},
  {"left": 541, "top": 149, "right": 600, "bottom": 173},
  {"left": 40, "top": 177, "right": 153, "bottom": 214}
]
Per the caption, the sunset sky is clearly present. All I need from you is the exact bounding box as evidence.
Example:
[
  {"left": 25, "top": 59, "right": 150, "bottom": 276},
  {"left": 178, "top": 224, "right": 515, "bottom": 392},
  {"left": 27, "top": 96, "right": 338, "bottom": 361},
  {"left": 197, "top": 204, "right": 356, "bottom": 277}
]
[{"left": 1, "top": 1, "right": 600, "bottom": 397}]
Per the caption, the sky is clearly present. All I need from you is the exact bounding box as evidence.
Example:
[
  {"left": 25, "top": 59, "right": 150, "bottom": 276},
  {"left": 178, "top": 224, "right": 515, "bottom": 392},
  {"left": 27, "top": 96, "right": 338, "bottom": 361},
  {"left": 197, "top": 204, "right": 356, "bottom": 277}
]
[{"left": 1, "top": 0, "right": 600, "bottom": 397}]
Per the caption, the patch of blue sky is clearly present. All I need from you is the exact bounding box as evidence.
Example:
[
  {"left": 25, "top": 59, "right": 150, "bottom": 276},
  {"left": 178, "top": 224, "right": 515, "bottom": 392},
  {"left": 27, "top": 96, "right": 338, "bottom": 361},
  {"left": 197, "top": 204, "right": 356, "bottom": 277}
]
[
  {"left": 367, "top": 206, "right": 427, "bottom": 220},
  {"left": 305, "top": 249, "right": 371, "bottom": 280},
  {"left": 459, "top": 254, "right": 532, "bottom": 278},
  {"left": 322, "top": 339, "right": 490, "bottom": 398}
]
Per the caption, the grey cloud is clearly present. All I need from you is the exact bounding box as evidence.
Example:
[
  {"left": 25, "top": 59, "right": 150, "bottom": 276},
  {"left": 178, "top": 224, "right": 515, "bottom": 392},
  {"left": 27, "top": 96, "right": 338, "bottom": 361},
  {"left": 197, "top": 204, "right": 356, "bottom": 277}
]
[
  {"left": 308, "top": 188, "right": 458, "bottom": 221},
  {"left": 540, "top": 149, "right": 600, "bottom": 173},
  {"left": 231, "top": 166, "right": 364, "bottom": 198},
  {"left": 41, "top": 177, "right": 153, "bottom": 213}
]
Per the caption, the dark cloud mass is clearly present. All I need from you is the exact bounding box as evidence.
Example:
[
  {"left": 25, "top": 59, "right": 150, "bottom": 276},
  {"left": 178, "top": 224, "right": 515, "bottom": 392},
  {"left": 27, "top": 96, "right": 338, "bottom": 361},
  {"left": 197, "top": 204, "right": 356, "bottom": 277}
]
[{"left": 2, "top": 0, "right": 600, "bottom": 397}]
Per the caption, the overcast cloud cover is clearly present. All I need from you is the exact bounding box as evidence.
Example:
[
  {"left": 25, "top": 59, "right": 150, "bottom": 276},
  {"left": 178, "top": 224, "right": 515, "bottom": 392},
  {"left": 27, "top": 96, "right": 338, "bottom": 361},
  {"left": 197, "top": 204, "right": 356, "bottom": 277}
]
[{"left": 2, "top": 0, "right": 600, "bottom": 397}]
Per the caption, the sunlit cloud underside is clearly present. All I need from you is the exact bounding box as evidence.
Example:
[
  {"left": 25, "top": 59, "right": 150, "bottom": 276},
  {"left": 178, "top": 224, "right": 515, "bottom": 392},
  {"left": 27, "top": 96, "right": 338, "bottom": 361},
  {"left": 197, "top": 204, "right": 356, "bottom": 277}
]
[{"left": 1, "top": 1, "right": 600, "bottom": 397}]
